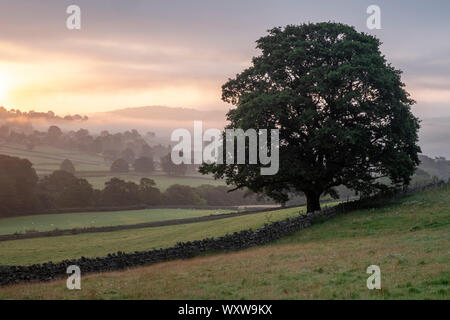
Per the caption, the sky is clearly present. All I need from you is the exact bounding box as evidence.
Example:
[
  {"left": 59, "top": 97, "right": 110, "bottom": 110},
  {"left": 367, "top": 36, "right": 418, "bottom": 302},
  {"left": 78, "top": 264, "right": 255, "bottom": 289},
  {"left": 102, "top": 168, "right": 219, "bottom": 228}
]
[{"left": 0, "top": 0, "right": 449, "bottom": 120}]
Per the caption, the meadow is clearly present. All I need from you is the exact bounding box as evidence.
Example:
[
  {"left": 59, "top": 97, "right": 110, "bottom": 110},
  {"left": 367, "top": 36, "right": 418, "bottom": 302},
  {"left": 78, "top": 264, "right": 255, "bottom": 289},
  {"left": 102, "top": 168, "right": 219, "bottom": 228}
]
[
  {"left": 0, "top": 206, "right": 306, "bottom": 266},
  {"left": 0, "top": 188, "right": 447, "bottom": 299},
  {"left": 0, "top": 143, "right": 109, "bottom": 173},
  {"left": 0, "top": 208, "right": 236, "bottom": 235}
]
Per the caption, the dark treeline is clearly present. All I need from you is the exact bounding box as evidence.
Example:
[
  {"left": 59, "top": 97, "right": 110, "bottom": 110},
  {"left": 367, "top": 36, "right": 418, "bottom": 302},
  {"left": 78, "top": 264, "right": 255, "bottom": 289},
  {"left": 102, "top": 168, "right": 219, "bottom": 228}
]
[
  {"left": 0, "top": 154, "right": 271, "bottom": 218},
  {"left": 0, "top": 154, "right": 444, "bottom": 218},
  {"left": 0, "top": 107, "right": 88, "bottom": 122}
]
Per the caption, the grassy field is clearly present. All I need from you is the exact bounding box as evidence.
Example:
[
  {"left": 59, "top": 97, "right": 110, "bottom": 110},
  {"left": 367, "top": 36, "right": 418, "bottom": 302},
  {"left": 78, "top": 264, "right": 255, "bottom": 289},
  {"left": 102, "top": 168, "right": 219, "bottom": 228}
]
[
  {"left": 0, "top": 206, "right": 307, "bottom": 266},
  {"left": 0, "top": 208, "right": 237, "bottom": 235},
  {"left": 0, "top": 188, "right": 447, "bottom": 299},
  {"left": 0, "top": 143, "right": 109, "bottom": 173}
]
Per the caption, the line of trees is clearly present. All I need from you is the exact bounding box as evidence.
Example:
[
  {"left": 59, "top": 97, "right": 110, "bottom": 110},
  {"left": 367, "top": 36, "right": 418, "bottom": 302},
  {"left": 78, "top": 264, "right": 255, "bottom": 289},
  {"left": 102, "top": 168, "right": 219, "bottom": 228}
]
[
  {"left": 0, "top": 107, "right": 88, "bottom": 122},
  {"left": 0, "top": 154, "right": 272, "bottom": 218},
  {"left": 2, "top": 150, "right": 443, "bottom": 218}
]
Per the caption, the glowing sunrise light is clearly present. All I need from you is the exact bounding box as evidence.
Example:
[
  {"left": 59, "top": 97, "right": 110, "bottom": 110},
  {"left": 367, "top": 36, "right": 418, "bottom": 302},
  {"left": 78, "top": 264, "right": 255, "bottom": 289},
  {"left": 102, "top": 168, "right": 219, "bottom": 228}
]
[{"left": 0, "top": 73, "right": 9, "bottom": 101}]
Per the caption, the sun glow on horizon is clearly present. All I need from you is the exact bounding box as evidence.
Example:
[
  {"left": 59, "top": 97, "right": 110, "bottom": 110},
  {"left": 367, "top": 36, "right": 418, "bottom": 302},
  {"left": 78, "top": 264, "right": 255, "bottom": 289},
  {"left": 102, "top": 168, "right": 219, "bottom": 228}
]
[{"left": 0, "top": 73, "right": 9, "bottom": 101}]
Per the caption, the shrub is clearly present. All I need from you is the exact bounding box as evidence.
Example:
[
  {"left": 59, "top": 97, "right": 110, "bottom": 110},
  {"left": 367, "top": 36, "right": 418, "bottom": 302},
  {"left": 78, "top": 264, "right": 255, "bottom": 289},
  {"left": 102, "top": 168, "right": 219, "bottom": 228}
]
[
  {"left": 160, "top": 153, "right": 187, "bottom": 176},
  {"left": 133, "top": 157, "right": 154, "bottom": 173},
  {"left": 163, "top": 184, "right": 205, "bottom": 205},
  {"left": 100, "top": 178, "right": 140, "bottom": 206},
  {"left": 60, "top": 159, "right": 75, "bottom": 174},
  {"left": 110, "top": 158, "right": 129, "bottom": 173},
  {"left": 139, "top": 178, "right": 162, "bottom": 205}
]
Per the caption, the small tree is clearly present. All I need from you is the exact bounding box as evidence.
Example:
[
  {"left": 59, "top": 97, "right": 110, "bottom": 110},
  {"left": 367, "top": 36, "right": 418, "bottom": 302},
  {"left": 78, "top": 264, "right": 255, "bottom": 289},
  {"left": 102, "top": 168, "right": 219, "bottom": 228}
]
[
  {"left": 38, "top": 170, "right": 77, "bottom": 197},
  {"left": 60, "top": 159, "right": 75, "bottom": 174},
  {"left": 100, "top": 178, "right": 140, "bottom": 206},
  {"left": 120, "top": 147, "right": 136, "bottom": 164},
  {"left": 56, "top": 178, "right": 94, "bottom": 208},
  {"left": 140, "top": 143, "right": 153, "bottom": 158},
  {"left": 163, "top": 184, "right": 204, "bottom": 205},
  {"left": 48, "top": 125, "right": 62, "bottom": 137},
  {"left": 47, "top": 125, "right": 62, "bottom": 144},
  {"left": 161, "top": 153, "right": 187, "bottom": 176},
  {"left": 103, "top": 149, "right": 118, "bottom": 163},
  {"left": 110, "top": 158, "right": 129, "bottom": 173},
  {"left": 38, "top": 170, "right": 94, "bottom": 208},
  {"left": 133, "top": 157, "right": 154, "bottom": 173},
  {"left": 139, "top": 178, "right": 162, "bottom": 205}
]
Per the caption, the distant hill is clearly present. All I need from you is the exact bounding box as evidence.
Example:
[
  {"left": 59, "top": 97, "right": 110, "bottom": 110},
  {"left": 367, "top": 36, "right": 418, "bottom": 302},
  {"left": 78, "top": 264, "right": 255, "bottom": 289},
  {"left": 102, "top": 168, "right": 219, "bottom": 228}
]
[
  {"left": 89, "top": 106, "right": 228, "bottom": 142},
  {"left": 97, "top": 107, "right": 450, "bottom": 159},
  {"left": 418, "top": 117, "right": 450, "bottom": 159},
  {"left": 99, "top": 105, "right": 226, "bottom": 123},
  {"left": 418, "top": 154, "right": 450, "bottom": 181}
]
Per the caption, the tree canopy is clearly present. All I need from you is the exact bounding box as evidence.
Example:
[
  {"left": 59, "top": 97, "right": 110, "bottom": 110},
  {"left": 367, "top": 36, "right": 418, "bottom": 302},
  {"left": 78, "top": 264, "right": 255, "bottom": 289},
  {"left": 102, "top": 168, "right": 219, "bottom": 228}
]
[
  {"left": 110, "top": 158, "right": 129, "bottom": 173},
  {"left": 161, "top": 152, "right": 187, "bottom": 176},
  {"left": 60, "top": 159, "right": 76, "bottom": 174},
  {"left": 38, "top": 170, "right": 94, "bottom": 208},
  {"left": 133, "top": 156, "right": 154, "bottom": 173},
  {"left": 200, "top": 22, "right": 421, "bottom": 212},
  {"left": 0, "top": 155, "right": 38, "bottom": 215}
]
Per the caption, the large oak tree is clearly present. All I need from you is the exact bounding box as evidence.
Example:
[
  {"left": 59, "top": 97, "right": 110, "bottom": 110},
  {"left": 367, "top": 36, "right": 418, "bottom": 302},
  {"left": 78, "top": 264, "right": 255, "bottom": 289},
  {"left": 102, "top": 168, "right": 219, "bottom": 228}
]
[{"left": 200, "top": 22, "right": 421, "bottom": 212}]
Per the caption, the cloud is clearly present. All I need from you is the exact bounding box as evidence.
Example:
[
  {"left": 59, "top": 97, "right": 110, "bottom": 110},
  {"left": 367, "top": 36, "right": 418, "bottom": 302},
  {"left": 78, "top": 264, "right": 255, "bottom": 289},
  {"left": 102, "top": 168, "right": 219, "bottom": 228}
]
[{"left": 0, "top": 0, "right": 449, "bottom": 119}]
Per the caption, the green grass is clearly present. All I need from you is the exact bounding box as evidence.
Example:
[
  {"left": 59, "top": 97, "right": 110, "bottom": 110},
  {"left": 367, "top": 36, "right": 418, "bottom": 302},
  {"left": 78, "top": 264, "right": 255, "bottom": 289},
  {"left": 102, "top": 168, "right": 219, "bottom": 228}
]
[
  {"left": 0, "top": 143, "right": 109, "bottom": 173},
  {"left": 0, "top": 208, "right": 238, "bottom": 236},
  {"left": 0, "top": 206, "right": 306, "bottom": 266},
  {"left": 0, "top": 188, "right": 447, "bottom": 300}
]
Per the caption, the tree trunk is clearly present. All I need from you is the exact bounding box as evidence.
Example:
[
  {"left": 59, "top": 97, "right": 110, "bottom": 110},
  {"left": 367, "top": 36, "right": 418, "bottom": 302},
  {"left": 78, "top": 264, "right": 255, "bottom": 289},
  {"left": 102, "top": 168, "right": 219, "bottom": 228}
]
[{"left": 305, "top": 190, "right": 321, "bottom": 213}]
